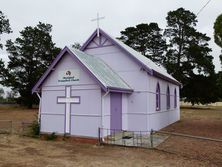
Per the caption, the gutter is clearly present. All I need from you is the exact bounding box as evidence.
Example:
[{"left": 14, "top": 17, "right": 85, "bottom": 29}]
[
  {"left": 36, "top": 92, "right": 41, "bottom": 123},
  {"left": 101, "top": 90, "right": 110, "bottom": 141}
]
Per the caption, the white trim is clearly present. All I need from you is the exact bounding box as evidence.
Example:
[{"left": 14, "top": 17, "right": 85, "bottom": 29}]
[
  {"left": 36, "top": 92, "right": 41, "bottom": 123},
  {"left": 101, "top": 91, "right": 109, "bottom": 140}
]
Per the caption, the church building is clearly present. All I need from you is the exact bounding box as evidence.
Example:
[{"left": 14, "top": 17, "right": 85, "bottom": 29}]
[{"left": 32, "top": 28, "right": 180, "bottom": 138}]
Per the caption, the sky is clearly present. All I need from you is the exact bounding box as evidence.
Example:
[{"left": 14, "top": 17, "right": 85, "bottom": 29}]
[{"left": 0, "top": 0, "right": 222, "bottom": 72}]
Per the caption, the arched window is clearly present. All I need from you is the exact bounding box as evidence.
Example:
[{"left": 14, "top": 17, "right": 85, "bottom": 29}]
[
  {"left": 156, "top": 83, "right": 161, "bottom": 111},
  {"left": 166, "top": 86, "right": 170, "bottom": 110},
  {"left": 174, "top": 88, "right": 177, "bottom": 108}
]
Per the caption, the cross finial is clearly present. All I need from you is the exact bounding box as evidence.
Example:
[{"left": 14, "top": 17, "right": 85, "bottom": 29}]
[{"left": 91, "top": 13, "right": 105, "bottom": 37}]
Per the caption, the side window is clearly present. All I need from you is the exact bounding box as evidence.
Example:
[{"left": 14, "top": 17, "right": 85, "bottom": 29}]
[
  {"left": 166, "top": 86, "right": 170, "bottom": 110},
  {"left": 174, "top": 88, "right": 177, "bottom": 108},
  {"left": 156, "top": 83, "right": 161, "bottom": 111}
]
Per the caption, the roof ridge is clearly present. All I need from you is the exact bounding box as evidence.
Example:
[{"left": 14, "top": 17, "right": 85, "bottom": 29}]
[
  {"left": 97, "top": 28, "right": 180, "bottom": 85},
  {"left": 99, "top": 28, "right": 168, "bottom": 72}
]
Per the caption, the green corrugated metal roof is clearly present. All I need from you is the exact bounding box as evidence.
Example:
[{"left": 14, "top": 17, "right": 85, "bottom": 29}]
[{"left": 68, "top": 46, "right": 132, "bottom": 92}]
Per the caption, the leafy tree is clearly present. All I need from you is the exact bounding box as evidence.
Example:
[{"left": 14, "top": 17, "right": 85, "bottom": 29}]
[
  {"left": 0, "top": 10, "right": 12, "bottom": 49},
  {"left": 0, "top": 88, "right": 4, "bottom": 99},
  {"left": 182, "top": 74, "right": 218, "bottom": 105},
  {"left": 214, "top": 14, "right": 222, "bottom": 65},
  {"left": 216, "top": 71, "right": 222, "bottom": 100},
  {"left": 6, "top": 90, "right": 17, "bottom": 102},
  {"left": 164, "top": 8, "right": 214, "bottom": 81},
  {"left": 118, "top": 23, "right": 167, "bottom": 65},
  {"left": 164, "top": 8, "right": 216, "bottom": 104},
  {"left": 1, "top": 22, "right": 60, "bottom": 108},
  {"left": 0, "top": 11, "right": 11, "bottom": 95}
]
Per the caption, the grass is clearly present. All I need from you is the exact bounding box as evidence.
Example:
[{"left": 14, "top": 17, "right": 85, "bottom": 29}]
[{"left": 181, "top": 105, "right": 222, "bottom": 120}]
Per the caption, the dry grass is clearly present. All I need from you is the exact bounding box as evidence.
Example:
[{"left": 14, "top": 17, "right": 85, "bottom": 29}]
[
  {"left": 160, "top": 106, "right": 222, "bottom": 166},
  {"left": 163, "top": 106, "right": 222, "bottom": 138},
  {"left": 0, "top": 105, "right": 37, "bottom": 133},
  {"left": 0, "top": 105, "right": 221, "bottom": 167},
  {"left": 0, "top": 134, "right": 214, "bottom": 167}
]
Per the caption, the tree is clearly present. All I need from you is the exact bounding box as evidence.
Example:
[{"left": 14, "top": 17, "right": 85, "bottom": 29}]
[
  {"left": 0, "top": 10, "right": 12, "bottom": 49},
  {"left": 0, "top": 88, "right": 4, "bottom": 99},
  {"left": 214, "top": 14, "right": 222, "bottom": 65},
  {"left": 164, "top": 8, "right": 216, "bottom": 104},
  {"left": 182, "top": 74, "right": 218, "bottom": 105},
  {"left": 0, "top": 11, "right": 11, "bottom": 95},
  {"left": 214, "top": 14, "right": 222, "bottom": 100},
  {"left": 6, "top": 90, "right": 17, "bottom": 102},
  {"left": 1, "top": 22, "right": 60, "bottom": 108},
  {"left": 216, "top": 71, "right": 222, "bottom": 100},
  {"left": 118, "top": 23, "right": 167, "bottom": 65}
]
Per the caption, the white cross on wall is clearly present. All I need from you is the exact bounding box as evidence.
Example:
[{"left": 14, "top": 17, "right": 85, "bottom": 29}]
[
  {"left": 91, "top": 13, "right": 105, "bottom": 37},
  {"left": 58, "top": 86, "right": 80, "bottom": 134}
]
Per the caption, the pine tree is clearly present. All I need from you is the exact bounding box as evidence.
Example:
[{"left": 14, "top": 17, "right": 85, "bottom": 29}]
[
  {"left": 164, "top": 8, "right": 216, "bottom": 104},
  {"left": 0, "top": 10, "right": 12, "bottom": 49},
  {"left": 1, "top": 22, "right": 60, "bottom": 108},
  {"left": 118, "top": 23, "right": 167, "bottom": 65}
]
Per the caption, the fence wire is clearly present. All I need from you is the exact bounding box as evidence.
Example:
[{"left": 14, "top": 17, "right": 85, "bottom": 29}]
[
  {"left": 0, "top": 120, "right": 34, "bottom": 136},
  {"left": 98, "top": 128, "right": 170, "bottom": 148},
  {"left": 21, "top": 122, "right": 33, "bottom": 136},
  {"left": 154, "top": 131, "right": 222, "bottom": 166},
  {"left": 0, "top": 120, "right": 12, "bottom": 134}
]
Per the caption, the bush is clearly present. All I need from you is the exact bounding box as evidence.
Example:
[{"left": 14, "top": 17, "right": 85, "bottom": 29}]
[
  {"left": 30, "top": 120, "right": 40, "bottom": 136},
  {"left": 46, "top": 132, "right": 57, "bottom": 140}
]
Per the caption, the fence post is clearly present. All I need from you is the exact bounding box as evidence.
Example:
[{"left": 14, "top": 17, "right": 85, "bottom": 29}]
[
  {"left": 114, "top": 129, "right": 116, "bottom": 145},
  {"left": 107, "top": 128, "right": 108, "bottom": 144},
  {"left": 98, "top": 127, "right": 101, "bottom": 145},
  {"left": 140, "top": 131, "right": 142, "bottom": 146},
  {"left": 150, "top": 129, "right": 153, "bottom": 148},
  {"left": 122, "top": 130, "right": 123, "bottom": 145},
  {"left": 22, "top": 122, "right": 24, "bottom": 135},
  {"left": 10, "top": 120, "right": 12, "bottom": 134}
]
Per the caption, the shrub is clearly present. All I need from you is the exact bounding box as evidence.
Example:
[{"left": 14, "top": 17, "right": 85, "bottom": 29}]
[
  {"left": 30, "top": 120, "right": 40, "bottom": 136},
  {"left": 46, "top": 132, "right": 57, "bottom": 140}
]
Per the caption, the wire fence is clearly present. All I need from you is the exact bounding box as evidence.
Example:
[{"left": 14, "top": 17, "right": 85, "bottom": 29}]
[
  {"left": 21, "top": 122, "right": 33, "bottom": 136},
  {"left": 99, "top": 128, "right": 222, "bottom": 165},
  {"left": 0, "top": 120, "right": 12, "bottom": 134},
  {"left": 98, "top": 128, "right": 169, "bottom": 148},
  {"left": 99, "top": 128, "right": 222, "bottom": 149},
  {"left": 154, "top": 130, "right": 222, "bottom": 166},
  {"left": 0, "top": 120, "right": 34, "bottom": 136}
]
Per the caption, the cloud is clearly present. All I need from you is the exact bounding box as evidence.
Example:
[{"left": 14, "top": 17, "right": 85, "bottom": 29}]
[{"left": 0, "top": 0, "right": 221, "bottom": 71}]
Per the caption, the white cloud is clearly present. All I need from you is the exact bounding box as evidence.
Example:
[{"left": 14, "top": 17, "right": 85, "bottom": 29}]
[{"left": 0, "top": 0, "right": 221, "bottom": 71}]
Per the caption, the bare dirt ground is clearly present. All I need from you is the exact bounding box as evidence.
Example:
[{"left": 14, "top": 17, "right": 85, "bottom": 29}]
[
  {"left": 0, "top": 105, "right": 221, "bottom": 167},
  {"left": 0, "top": 134, "right": 214, "bottom": 167},
  {"left": 163, "top": 106, "right": 222, "bottom": 138},
  {"left": 160, "top": 106, "right": 222, "bottom": 167}
]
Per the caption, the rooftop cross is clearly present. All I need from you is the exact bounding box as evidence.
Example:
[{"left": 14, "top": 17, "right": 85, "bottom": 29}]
[{"left": 91, "top": 13, "right": 105, "bottom": 37}]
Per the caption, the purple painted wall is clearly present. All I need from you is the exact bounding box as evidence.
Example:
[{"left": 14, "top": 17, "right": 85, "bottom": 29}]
[
  {"left": 40, "top": 29, "right": 180, "bottom": 138},
  {"left": 41, "top": 53, "right": 102, "bottom": 137},
  {"left": 110, "top": 93, "right": 122, "bottom": 131},
  {"left": 83, "top": 32, "right": 180, "bottom": 132},
  {"left": 84, "top": 33, "right": 149, "bottom": 131}
]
